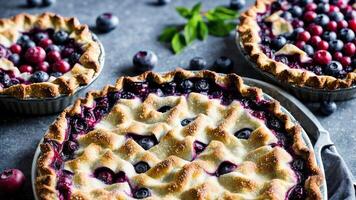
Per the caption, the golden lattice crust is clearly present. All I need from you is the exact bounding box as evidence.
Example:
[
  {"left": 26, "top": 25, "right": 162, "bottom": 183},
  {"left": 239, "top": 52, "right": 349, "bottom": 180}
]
[
  {"left": 238, "top": 0, "right": 356, "bottom": 90},
  {"left": 36, "top": 69, "right": 323, "bottom": 200},
  {"left": 0, "top": 13, "right": 102, "bottom": 99}
]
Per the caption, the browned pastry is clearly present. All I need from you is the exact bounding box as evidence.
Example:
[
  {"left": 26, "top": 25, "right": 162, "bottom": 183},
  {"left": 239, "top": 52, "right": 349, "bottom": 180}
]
[
  {"left": 0, "top": 13, "right": 102, "bottom": 98},
  {"left": 35, "top": 69, "right": 322, "bottom": 200},
  {"left": 238, "top": 0, "right": 356, "bottom": 90}
]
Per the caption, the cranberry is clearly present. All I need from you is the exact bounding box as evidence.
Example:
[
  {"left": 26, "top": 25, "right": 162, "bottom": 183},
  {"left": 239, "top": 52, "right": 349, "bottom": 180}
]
[
  {"left": 317, "top": 40, "right": 329, "bottom": 50},
  {"left": 304, "top": 11, "right": 317, "bottom": 21},
  {"left": 10, "top": 44, "right": 22, "bottom": 54},
  {"left": 46, "top": 51, "right": 61, "bottom": 63},
  {"left": 340, "top": 56, "right": 351, "bottom": 66},
  {"left": 349, "top": 19, "right": 356, "bottom": 32},
  {"left": 39, "top": 38, "right": 53, "bottom": 48},
  {"left": 343, "top": 43, "right": 356, "bottom": 56},
  {"left": 37, "top": 61, "right": 50, "bottom": 72},
  {"left": 53, "top": 60, "right": 71, "bottom": 73},
  {"left": 305, "top": 3, "right": 317, "bottom": 11},
  {"left": 327, "top": 21, "right": 338, "bottom": 31},
  {"left": 314, "top": 50, "right": 332, "bottom": 65},
  {"left": 296, "top": 41, "right": 306, "bottom": 49},
  {"left": 308, "top": 24, "right": 323, "bottom": 36},
  {"left": 310, "top": 36, "right": 321, "bottom": 46},
  {"left": 337, "top": 20, "right": 348, "bottom": 29},
  {"left": 25, "top": 46, "right": 46, "bottom": 64},
  {"left": 19, "top": 65, "right": 33, "bottom": 73},
  {"left": 333, "top": 52, "right": 343, "bottom": 61},
  {"left": 0, "top": 169, "right": 25, "bottom": 194},
  {"left": 329, "top": 5, "right": 339, "bottom": 13},
  {"left": 291, "top": 20, "right": 304, "bottom": 28},
  {"left": 297, "top": 31, "right": 311, "bottom": 42}
]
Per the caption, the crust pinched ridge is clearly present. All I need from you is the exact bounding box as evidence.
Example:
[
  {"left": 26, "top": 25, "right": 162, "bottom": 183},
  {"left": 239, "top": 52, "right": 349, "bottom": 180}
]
[
  {"left": 238, "top": 0, "right": 356, "bottom": 90},
  {"left": 36, "top": 69, "right": 322, "bottom": 200},
  {"left": 0, "top": 12, "right": 102, "bottom": 99}
]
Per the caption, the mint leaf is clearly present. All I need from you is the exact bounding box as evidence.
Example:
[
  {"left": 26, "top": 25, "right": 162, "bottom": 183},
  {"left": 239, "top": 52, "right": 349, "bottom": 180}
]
[
  {"left": 206, "top": 7, "right": 238, "bottom": 21},
  {"left": 171, "top": 33, "right": 186, "bottom": 54},
  {"left": 215, "top": 6, "right": 238, "bottom": 17},
  {"left": 176, "top": 7, "right": 192, "bottom": 19},
  {"left": 159, "top": 27, "right": 178, "bottom": 42},
  {"left": 208, "top": 21, "right": 236, "bottom": 37},
  {"left": 191, "top": 2, "right": 202, "bottom": 15},
  {"left": 197, "top": 21, "right": 208, "bottom": 40},
  {"left": 183, "top": 15, "right": 201, "bottom": 44}
]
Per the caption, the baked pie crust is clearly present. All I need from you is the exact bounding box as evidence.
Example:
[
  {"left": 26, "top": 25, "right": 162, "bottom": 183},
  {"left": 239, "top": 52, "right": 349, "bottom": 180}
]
[
  {"left": 238, "top": 0, "right": 356, "bottom": 90},
  {"left": 0, "top": 13, "right": 102, "bottom": 99},
  {"left": 35, "top": 69, "right": 322, "bottom": 200}
]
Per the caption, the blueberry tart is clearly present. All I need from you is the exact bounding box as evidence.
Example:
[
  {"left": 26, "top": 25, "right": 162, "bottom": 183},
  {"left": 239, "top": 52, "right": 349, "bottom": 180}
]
[
  {"left": 0, "top": 13, "right": 102, "bottom": 99},
  {"left": 238, "top": 0, "right": 356, "bottom": 91},
  {"left": 35, "top": 69, "right": 322, "bottom": 200}
]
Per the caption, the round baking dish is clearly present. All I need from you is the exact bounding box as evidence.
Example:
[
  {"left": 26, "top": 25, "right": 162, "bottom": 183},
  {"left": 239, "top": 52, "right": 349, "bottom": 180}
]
[
  {"left": 31, "top": 77, "right": 327, "bottom": 200},
  {"left": 0, "top": 33, "right": 105, "bottom": 115},
  {"left": 236, "top": 34, "right": 356, "bottom": 102}
]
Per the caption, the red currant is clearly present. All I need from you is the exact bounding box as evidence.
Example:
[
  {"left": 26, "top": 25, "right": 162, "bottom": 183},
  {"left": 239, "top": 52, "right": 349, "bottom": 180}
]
[
  {"left": 297, "top": 31, "right": 311, "bottom": 42},
  {"left": 337, "top": 20, "right": 348, "bottom": 29},
  {"left": 310, "top": 36, "right": 322, "bottom": 46},
  {"left": 10, "top": 44, "right": 21, "bottom": 54},
  {"left": 53, "top": 60, "right": 71, "bottom": 73},
  {"left": 333, "top": 52, "right": 343, "bottom": 61},
  {"left": 19, "top": 65, "right": 33, "bottom": 73},
  {"left": 340, "top": 56, "right": 351, "bottom": 67},
  {"left": 308, "top": 24, "right": 323, "bottom": 36},
  {"left": 343, "top": 43, "right": 356, "bottom": 56},
  {"left": 314, "top": 50, "right": 332, "bottom": 65},
  {"left": 327, "top": 21, "right": 338, "bottom": 32},
  {"left": 46, "top": 51, "right": 61, "bottom": 63},
  {"left": 317, "top": 40, "right": 329, "bottom": 50}
]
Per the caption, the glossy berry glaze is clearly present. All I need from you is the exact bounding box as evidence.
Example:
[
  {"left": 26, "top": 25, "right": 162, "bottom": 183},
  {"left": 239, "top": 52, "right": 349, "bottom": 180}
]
[
  {"left": 43, "top": 76, "right": 312, "bottom": 199},
  {"left": 0, "top": 28, "right": 83, "bottom": 89},
  {"left": 257, "top": 0, "right": 356, "bottom": 78}
]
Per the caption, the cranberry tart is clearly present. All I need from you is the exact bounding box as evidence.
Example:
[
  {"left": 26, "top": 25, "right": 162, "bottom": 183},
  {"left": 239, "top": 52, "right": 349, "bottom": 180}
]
[
  {"left": 35, "top": 69, "right": 322, "bottom": 200},
  {"left": 0, "top": 13, "right": 101, "bottom": 99},
  {"left": 239, "top": 0, "right": 356, "bottom": 90}
]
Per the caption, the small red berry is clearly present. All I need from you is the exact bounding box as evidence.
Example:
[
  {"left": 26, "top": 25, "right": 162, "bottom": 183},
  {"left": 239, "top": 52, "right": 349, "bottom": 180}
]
[
  {"left": 291, "top": 20, "right": 304, "bottom": 28},
  {"left": 310, "top": 36, "right": 322, "bottom": 46},
  {"left": 306, "top": 3, "right": 317, "bottom": 11},
  {"left": 0, "top": 169, "right": 25, "bottom": 194},
  {"left": 349, "top": 19, "right": 356, "bottom": 32},
  {"left": 304, "top": 11, "right": 317, "bottom": 22},
  {"left": 317, "top": 40, "right": 329, "bottom": 50},
  {"left": 39, "top": 38, "right": 53, "bottom": 49},
  {"left": 308, "top": 24, "right": 323, "bottom": 36},
  {"left": 10, "top": 44, "right": 22, "bottom": 54},
  {"left": 337, "top": 20, "right": 348, "bottom": 29},
  {"left": 314, "top": 50, "right": 332, "bottom": 65},
  {"left": 37, "top": 61, "right": 50, "bottom": 72},
  {"left": 342, "top": 5, "right": 352, "bottom": 13},
  {"left": 296, "top": 41, "right": 306, "bottom": 49},
  {"left": 340, "top": 56, "right": 351, "bottom": 66},
  {"left": 25, "top": 47, "right": 46, "bottom": 64},
  {"left": 327, "top": 21, "right": 338, "bottom": 32},
  {"left": 333, "top": 52, "right": 343, "bottom": 61},
  {"left": 53, "top": 60, "right": 71, "bottom": 73},
  {"left": 343, "top": 43, "right": 356, "bottom": 56},
  {"left": 19, "top": 65, "right": 33, "bottom": 73},
  {"left": 46, "top": 51, "right": 61, "bottom": 63},
  {"left": 329, "top": 5, "right": 340, "bottom": 13},
  {"left": 297, "top": 31, "right": 311, "bottom": 42}
]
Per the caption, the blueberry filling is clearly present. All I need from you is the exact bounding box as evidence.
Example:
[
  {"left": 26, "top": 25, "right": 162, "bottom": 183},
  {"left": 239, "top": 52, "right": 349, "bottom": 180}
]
[
  {"left": 157, "top": 105, "right": 172, "bottom": 113},
  {"left": 47, "top": 76, "right": 313, "bottom": 199}
]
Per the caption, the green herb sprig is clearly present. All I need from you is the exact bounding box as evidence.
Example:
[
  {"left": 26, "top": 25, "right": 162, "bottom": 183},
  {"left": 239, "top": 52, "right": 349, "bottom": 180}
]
[{"left": 159, "top": 2, "right": 239, "bottom": 54}]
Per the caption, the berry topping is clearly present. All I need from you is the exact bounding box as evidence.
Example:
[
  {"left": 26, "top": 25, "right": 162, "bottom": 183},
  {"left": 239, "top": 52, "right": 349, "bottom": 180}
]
[
  {"left": 329, "top": 40, "right": 344, "bottom": 52},
  {"left": 29, "top": 71, "right": 49, "bottom": 83},
  {"left": 313, "top": 50, "right": 332, "bottom": 65},
  {"left": 19, "top": 65, "right": 34, "bottom": 74},
  {"left": 53, "top": 60, "right": 71, "bottom": 73},
  {"left": 0, "top": 169, "right": 25, "bottom": 194},
  {"left": 25, "top": 46, "right": 46, "bottom": 64},
  {"left": 181, "top": 117, "right": 195, "bottom": 126},
  {"left": 193, "top": 141, "right": 207, "bottom": 154},
  {"left": 230, "top": 0, "right": 246, "bottom": 10},
  {"left": 325, "top": 61, "right": 342, "bottom": 76},
  {"left": 216, "top": 161, "right": 237, "bottom": 177},
  {"left": 53, "top": 30, "right": 69, "bottom": 44},
  {"left": 133, "top": 188, "right": 151, "bottom": 199},
  {"left": 234, "top": 128, "right": 253, "bottom": 139},
  {"left": 343, "top": 42, "right": 356, "bottom": 56},
  {"left": 10, "top": 44, "right": 21, "bottom": 54},
  {"left": 133, "top": 51, "right": 158, "bottom": 72},
  {"left": 62, "top": 141, "right": 79, "bottom": 156},
  {"left": 96, "top": 13, "right": 119, "bottom": 33},
  {"left": 94, "top": 167, "right": 115, "bottom": 184},
  {"left": 134, "top": 161, "right": 150, "bottom": 174},
  {"left": 179, "top": 79, "right": 193, "bottom": 93},
  {"left": 319, "top": 101, "right": 337, "bottom": 116},
  {"left": 128, "top": 134, "right": 159, "bottom": 150},
  {"left": 214, "top": 56, "right": 234, "bottom": 73},
  {"left": 271, "top": 35, "right": 287, "bottom": 50},
  {"left": 194, "top": 79, "right": 210, "bottom": 92},
  {"left": 339, "top": 28, "right": 355, "bottom": 42},
  {"left": 189, "top": 57, "right": 207, "bottom": 70}
]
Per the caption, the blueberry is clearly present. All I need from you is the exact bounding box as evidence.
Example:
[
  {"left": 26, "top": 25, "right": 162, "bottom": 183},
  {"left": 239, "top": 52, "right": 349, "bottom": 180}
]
[
  {"left": 96, "top": 13, "right": 119, "bottom": 33},
  {"left": 8, "top": 54, "right": 20, "bottom": 65},
  {"left": 315, "top": 0, "right": 328, "bottom": 3},
  {"left": 179, "top": 79, "right": 193, "bottom": 93},
  {"left": 288, "top": 6, "right": 303, "bottom": 17},
  {"left": 50, "top": 72, "right": 63, "bottom": 78},
  {"left": 288, "top": 185, "right": 305, "bottom": 199},
  {"left": 230, "top": 0, "right": 246, "bottom": 10},
  {"left": 319, "top": 101, "right": 337, "bottom": 116},
  {"left": 189, "top": 57, "right": 207, "bottom": 70},
  {"left": 324, "top": 61, "right": 342, "bottom": 76},
  {"left": 329, "top": 40, "right": 344, "bottom": 52},
  {"left": 299, "top": 0, "right": 312, "bottom": 6},
  {"left": 267, "top": 117, "right": 282, "bottom": 131},
  {"left": 22, "top": 40, "right": 36, "bottom": 50},
  {"left": 42, "top": 0, "right": 56, "bottom": 6},
  {"left": 34, "top": 32, "right": 48, "bottom": 42},
  {"left": 216, "top": 161, "right": 237, "bottom": 177},
  {"left": 27, "top": 0, "right": 41, "bottom": 7},
  {"left": 214, "top": 56, "right": 234, "bottom": 73},
  {"left": 157, "top": 0, "right": 171, "bottom": 5},
  {"left": 16, "top": 35, "right": 30, "bottom": 45},
  {"left": 234, "top": 128, "right": 253, "bottom": 139},
  {"left": 62, "top": 141, "right": 78, "bottom": 156},
  {"left": 120, "top": 91, "right": 135, "bottom": 99},
  {"left": 94, "top": 167, "right": 115, "bottom": 184},
  {"left": 45, "top": 44, "right": 60, "bottom": 52},
  {"left": 161, "top": 82, "right": 176, "bottom": 94},
  {"left": 292, "top": 159, "right": 305, "bottom": 171},
  {"left": 8, "top": 78, "right": 20, "bottom": 87},
  {"left": 292, "top": 27, "right": 304, "bottom": 39},
  {"left": 322, "top": 31, "right": 337, "bottom": 42},
  {"left": 0, "top": 72, "right": 11, "bottom": 87},
  {"left": 345, "top": 10, "right": 356, "bottom": 20},
  {"left": 339, "top": 28, "right": 355, "bottom": 42},
  {"left": 316, "top": 3, "right": 329, "bottom": 13},
  {"left": 193, "top": 141, "right": 207, "bottom": 154},
  {"left": 53, "top": 30, "right": 69, "bottom": 44},
  {"left": 271, "top": 1, "right": 282, "bottom": 11},
  {"left": 303, "top": 45, "right": 314, "bottom": 56},
  {"left": 312, "top": 66, "right": 323, "bottom": 75},
  {"left": 133, "top": 51, "right": 158, "bottom": 72},
  {"left": 271, "top": 35, "right": 287, "bottom": 50},
  {"left": 157, "top": 106, "right": 171, "bottom": 113},
  {"left": 329, "top": 12, "right": 344, "bottom": 22},
  {"left": 134, "top": 161, "right": 150, "bottom": 174},
  {"left": 29, "top": 71, "right": 49, "bottom": 83},
  {"left": 137, "top": 136, "right": 157, "bottom": 150},
  {"left": 181, "top": 117, "right": 195, "bottom": 126},
  {"left": 194, "top": 79, "right": 209, "bottom": 92},
  {"left": 314, "top": 14, "right": 330, "bottom": 26},
  {"left": 280, "top": 11, "right": 293, "bottom": 21},
  {"left": 133, "top": 188, "right": 151, "bottom": 199},
  {"left": 69, "top": 52, "right": 81, "bottom": 65}
]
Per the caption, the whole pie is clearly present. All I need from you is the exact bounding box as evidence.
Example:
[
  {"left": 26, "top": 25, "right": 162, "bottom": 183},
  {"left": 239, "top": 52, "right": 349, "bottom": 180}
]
[
  {"left": 35, "top": 69, "right": 322, "bottom": 200},
  {"left": 239, "top": 0, "right": 356, "bottom": 90},
  {"left": 0, "top": 13, "right": 102, "bottom": 99}
]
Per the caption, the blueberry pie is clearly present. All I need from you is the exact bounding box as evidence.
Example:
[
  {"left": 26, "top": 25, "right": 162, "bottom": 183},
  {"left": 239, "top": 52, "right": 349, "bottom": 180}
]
[
  {"left": 35, "top": 69, "right": 322, "bottom": 199},
  {"left": 0, "top": 13, "right": 102, "bottom": 98},
  {"left": 239, "top": 0, "right": 356, "bottom": 89}
]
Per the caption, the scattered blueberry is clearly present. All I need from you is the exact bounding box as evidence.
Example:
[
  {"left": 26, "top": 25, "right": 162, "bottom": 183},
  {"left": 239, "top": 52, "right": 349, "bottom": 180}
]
[
  {"left": 329, "top": 40, "right": 344, "bottom": 52},
  {"left": 134, "top": 161, "right": 150, "bottom": 174},
  {"left": 27, "top": 0, "right": 41, "bottom": 7},
  {"left": 42, "top": 0, "right": 56, "bottom": 6},
  {"left": 271, "top": 35, "right": 287, "bottom": 50},
  {"left": 234, "top": 128, "right": 253, "bottom": 139},
  {"left": 314, "top": 14, "right": 330, "bottom": 26},
  {"left": 96, "top": 13, "right": 119, "bottom": 33},
  {"left": 157, "top": 0, "right": 171, "bottom": 5},
  {"left": 319, "top": 101, "right": 337, "bottom": 116},
  {"left": 0, "top": 169, "right": 25, "bottom": 194},
  {"left": 230, "top": 0, "right": 246, "bottom": 10},
  {"left": 53, "top": 30, "right": 69, "bottom": 44},
  {"left": 8, "top": 54, "right": 20, "bottom": 65},
  {"left": 189, "top": 57, "right": 207, "bottom": 70},
  {"left": 339, "top": 28, "right": 355, "bottom": 42},
  {"left": 288, "top": 6, "right": 303, "bottom": 17},
  {"left": 216, "top": 161, "right": 237, "bottom": 177},
  {"left": 281, "top": 11, "right": 293, "bottom": 21},
  {"left": 329, "top": 12, "right": 344, "bottom": 22},
  {"left": 324, "top": 61, "right": 342, "bottom": 76},
  {"left": 322, "top": 31, "right": 337, "bottom": 42},
  {"left": 94, "top": 167, "right": 114, "bottom": 184},
  {"left": 133, "top": 188, "right": 151, "bottom": 199},
  {"left": 181, "top": 117, "right": 195, "bottom": 126},
  {"left": 194, "top": 79, "right": 209, "bottom": 92},
  {"left": 133, "top": 51, "right": 158, "bottom": 72},
  {"left": 157, "top": 105, "right": 171, "bottom": 113},
  {"left": 29, "top": 71, "right": 49, "bottom": 83},
  {"left": 214, "top": 56, "right": 234, "bottom": 73},
  {"left": 303, "top": 45, "right": 314, "bottom": 56}
]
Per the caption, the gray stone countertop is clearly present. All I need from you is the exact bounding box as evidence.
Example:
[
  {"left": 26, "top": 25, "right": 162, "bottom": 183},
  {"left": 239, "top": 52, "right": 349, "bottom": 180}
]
[{"left": 0, "top": 0, "right": 355, "bottom": 199}]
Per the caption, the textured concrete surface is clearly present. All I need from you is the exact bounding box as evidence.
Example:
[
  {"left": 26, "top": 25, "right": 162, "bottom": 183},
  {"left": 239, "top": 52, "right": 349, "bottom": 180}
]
[{"left": 0, "top": 0, "right": 355, "bottom": 199}]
